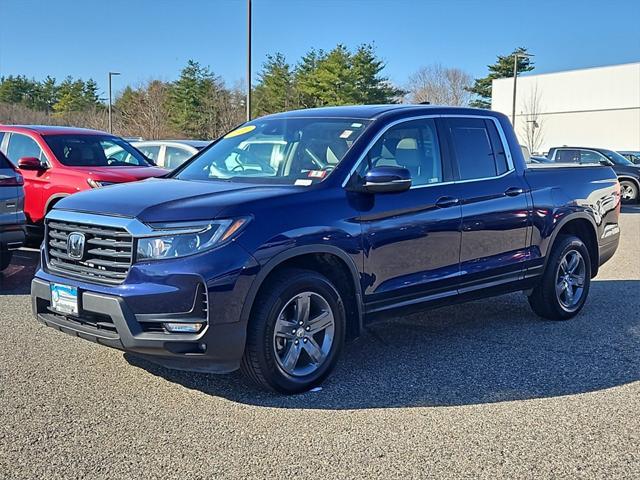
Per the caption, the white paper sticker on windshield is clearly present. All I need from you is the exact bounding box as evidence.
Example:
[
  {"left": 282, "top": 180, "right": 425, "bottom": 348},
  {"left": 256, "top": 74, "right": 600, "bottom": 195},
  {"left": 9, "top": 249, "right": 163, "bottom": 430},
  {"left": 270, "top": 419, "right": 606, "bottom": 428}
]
[
  {"left": 351, "top": 123, "right": 363, "bottom": 128},
  {"left": 294, "top": 179, "right": 313, "bottom": 186},
  {"left": 340, "top": 130, "right": 353, "bottom": 139}
]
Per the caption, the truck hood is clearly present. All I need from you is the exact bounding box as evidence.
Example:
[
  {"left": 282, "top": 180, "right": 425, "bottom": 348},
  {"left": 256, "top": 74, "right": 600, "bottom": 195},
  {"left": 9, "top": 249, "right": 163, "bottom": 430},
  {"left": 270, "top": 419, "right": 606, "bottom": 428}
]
[
  {"left": 74, "top": 166, "right": 168, "bottom": 182},
  {"left": 54, "top": 178, "right": 299, "bottom": 223}
]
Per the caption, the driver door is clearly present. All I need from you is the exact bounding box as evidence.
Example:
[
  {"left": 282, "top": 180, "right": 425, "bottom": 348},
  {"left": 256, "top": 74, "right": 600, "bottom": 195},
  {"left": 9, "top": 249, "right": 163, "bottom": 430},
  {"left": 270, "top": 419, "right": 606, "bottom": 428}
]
[{"left": 354, "top": 118, "right": 462, "bottom": 313}]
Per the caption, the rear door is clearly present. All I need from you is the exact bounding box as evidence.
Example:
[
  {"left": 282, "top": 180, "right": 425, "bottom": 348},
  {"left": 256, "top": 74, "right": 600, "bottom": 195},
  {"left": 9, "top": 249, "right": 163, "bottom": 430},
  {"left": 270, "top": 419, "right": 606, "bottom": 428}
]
[
  {"left": 0, "top": 151, "right": 21, "bottom": 227},
  {"left": 442, "top": 116, "right": 530, "bottom": 293}
]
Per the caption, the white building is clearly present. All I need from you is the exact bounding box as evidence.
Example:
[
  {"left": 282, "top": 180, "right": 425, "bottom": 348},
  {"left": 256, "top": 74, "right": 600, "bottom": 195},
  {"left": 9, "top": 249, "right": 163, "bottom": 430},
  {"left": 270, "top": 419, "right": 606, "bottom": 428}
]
[{"left": 491, "top": 62, "right": 640, "bottom": 154}]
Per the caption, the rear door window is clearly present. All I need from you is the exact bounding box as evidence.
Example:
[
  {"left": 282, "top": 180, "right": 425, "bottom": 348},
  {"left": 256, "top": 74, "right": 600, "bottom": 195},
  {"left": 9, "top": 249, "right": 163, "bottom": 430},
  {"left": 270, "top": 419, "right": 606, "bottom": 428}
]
[
  {"left": 447, "top": 117, "right": 508, "bottom": 180},
  {"left": 138, "top": 145, "right": 161, "bottom": 163},
  {"left": 555, "top": 149, "right": 580, "bottom": 163},
  {"left": 165, "top": 146, "right": 192, "bottom": 169}
]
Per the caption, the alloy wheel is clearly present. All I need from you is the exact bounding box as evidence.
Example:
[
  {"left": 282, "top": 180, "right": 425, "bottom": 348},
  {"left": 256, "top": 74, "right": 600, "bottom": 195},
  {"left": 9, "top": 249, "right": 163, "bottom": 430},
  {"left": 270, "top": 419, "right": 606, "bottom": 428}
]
[
  {"left": 620, "top": 182, "right": 637, "bottom": 202},
  {"left": 555, "top": 249, "right": 587, "bottom": 310},
  {"left": 273, "top": 291, "right": 335, "bottom": 377}
]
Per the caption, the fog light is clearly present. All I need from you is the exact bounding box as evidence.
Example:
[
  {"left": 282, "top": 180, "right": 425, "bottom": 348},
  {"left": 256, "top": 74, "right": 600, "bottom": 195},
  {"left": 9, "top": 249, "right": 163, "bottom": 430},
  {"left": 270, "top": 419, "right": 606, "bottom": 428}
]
[{"left": 163, "top": 322, "right": 203, "bottom": 333}]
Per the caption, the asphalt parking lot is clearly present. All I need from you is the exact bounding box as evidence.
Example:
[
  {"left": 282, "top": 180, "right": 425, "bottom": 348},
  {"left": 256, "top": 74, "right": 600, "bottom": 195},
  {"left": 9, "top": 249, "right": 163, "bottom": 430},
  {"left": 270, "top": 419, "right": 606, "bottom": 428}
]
[{"left": 1, "top": 207, "right": 639, "bottom": 479}]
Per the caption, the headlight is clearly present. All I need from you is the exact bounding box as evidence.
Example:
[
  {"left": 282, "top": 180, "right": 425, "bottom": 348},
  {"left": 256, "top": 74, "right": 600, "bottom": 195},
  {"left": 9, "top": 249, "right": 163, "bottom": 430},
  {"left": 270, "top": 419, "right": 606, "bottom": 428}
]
[
  {"left": 87, "top": 179, "right": 115, "bottom": 188},
  {"left": 136, "top": 218, "right": 249, "bottom": 261}
]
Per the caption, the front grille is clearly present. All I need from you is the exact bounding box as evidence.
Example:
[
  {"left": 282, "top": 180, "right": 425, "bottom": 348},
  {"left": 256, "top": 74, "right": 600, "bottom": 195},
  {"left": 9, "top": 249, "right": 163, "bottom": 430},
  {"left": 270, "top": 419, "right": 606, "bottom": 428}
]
[{"left": 46, "top": 220, "right": 133, "bottom": 284}]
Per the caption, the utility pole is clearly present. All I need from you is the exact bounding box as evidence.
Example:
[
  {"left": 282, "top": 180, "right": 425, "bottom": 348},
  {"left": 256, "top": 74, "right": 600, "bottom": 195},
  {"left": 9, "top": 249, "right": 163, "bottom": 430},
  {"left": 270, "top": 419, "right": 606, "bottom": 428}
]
[
  {"left": 108, "top": 72, "right": 121, "bottom": 133},
  {"left": 511, "top": 52, "right": 533, "bottom": 128},
  {"left": 246, "top": 0, "right": 252, "bottom": 121}
]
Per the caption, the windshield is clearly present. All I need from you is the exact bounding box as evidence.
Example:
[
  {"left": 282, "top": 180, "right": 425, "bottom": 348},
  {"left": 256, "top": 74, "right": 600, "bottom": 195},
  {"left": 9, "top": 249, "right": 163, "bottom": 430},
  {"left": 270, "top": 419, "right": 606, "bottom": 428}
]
[
  {"left": 45, "top": 135, "right": 152, "bottom": 167},
  {"left": 601, "top": 149, "right": 635, "bottom": 166},
  {"left": 174, "top": 118, "right": 371, "bottom": 184}
]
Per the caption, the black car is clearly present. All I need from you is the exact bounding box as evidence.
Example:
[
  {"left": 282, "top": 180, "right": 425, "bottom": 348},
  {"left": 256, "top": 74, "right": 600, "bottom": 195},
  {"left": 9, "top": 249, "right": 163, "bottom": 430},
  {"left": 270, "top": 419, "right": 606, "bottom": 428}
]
[
  {"left": 0, "top": 150, "right": 26, "bottom": 271},
  {"left": 619, "top": 151, "right": 640, "bottom": 165},
  {"left": 548, "top": 147, "right": 640, "bottom": 204}
]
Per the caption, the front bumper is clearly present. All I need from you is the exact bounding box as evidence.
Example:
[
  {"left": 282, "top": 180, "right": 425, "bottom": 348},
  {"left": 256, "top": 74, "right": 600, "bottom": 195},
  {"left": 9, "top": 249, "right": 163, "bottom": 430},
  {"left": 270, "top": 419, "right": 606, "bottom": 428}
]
[{"left": 32, "top": 278, "right": 247, "bottom": 373}]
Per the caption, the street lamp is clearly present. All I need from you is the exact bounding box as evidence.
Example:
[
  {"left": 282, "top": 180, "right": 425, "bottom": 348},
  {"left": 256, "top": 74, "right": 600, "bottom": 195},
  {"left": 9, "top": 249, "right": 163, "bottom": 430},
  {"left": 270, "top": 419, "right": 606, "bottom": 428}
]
[
  {"left": 246, "top": 0, "right": 252, "bottom": 121},
  {"left": 511, "top": 52, "right": 533, "bottom": 128},
  {"left": 108, "top": 71, "right": 121, "bottom": 133}
]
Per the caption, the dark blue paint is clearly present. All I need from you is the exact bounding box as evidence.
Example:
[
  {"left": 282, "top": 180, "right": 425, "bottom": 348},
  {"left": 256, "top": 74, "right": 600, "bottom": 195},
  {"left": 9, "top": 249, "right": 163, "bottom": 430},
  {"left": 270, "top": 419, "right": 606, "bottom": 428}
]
[{"left": 35, "top": 105, "right": 621, "bottom": 370}]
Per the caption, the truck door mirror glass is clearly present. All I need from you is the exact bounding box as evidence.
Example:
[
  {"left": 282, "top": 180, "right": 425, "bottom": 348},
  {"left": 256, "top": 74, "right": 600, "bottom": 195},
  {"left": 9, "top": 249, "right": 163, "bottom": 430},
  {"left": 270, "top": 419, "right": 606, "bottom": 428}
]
[
  {"left": 362, "top": 166, "right": 412, "bottom": 193},
  {"left": 17, "top": 156, "right": 46, "bottom": 170},
  {"left": 599, "top": 159, "right": 613, "bottom": 166}
]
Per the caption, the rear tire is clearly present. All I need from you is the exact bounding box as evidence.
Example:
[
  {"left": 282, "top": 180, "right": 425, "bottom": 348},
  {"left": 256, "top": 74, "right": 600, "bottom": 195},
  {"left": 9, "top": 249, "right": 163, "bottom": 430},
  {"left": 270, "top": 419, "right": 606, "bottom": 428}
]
[
  {"left": 241, "top": 268, "right": 346, "bottom": 394},
  {"left": 528, "top": 235, "right": 591, "bottom": 320},
  {"left": 0, "top": 250, "right": 13, "bottom": 272},
  {"left": 620, "top": 180, "right": 638, "bottom": 204}
]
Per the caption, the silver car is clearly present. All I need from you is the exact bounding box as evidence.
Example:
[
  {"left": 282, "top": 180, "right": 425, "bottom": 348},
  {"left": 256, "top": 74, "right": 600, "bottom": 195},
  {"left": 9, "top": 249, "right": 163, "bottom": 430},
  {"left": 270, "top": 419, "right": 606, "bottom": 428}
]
[
  {"left": 133, "top": 140, "right": 211, "bottom": 170},
  {"left": 0, "top": 150, "right": 26, "bottom": 272}
]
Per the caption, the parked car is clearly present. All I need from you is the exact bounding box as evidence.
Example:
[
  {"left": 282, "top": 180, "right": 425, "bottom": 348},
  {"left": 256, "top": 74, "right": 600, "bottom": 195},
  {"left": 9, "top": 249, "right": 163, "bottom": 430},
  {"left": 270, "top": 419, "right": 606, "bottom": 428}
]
[
  {"left": 619, "top": 151, "right": 640, "bottom": 165},
  {"left": 526, "top": 155, "right": 550, "bottom": 164},
  {"left": 0, "top": 150, "right": 25, "bottom": 271},
  {"left": 0, "top": 125, "right": 167, "bottom": 235},
  {"left": 32, "top": 106, "right": 620, "bottom": 393},
  {"left": 132, "top": 140, "right": 211, "bottom": 169},
  {"left": 547, "top": 146, "right": 640, "bottom": 203}
]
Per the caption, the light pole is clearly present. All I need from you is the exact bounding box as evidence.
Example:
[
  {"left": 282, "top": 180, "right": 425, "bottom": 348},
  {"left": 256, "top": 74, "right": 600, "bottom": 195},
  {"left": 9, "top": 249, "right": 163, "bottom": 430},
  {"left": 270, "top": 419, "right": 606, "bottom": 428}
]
[
  {"left": 108, "top": 72, "right": 121, "bottom": 133},
  {"left": 246, "top": 0, "right": 252, "bottom": 121},
  {"left": 511, "top": 52, "right": 533, "bottom": 128}
]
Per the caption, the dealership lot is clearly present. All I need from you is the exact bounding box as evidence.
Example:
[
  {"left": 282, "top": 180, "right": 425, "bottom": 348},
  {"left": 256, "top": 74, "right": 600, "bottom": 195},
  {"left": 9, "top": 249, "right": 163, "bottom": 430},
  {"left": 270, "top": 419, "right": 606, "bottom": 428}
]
[{"left": 1, "top": 207, "right": 638, "bottom": 479}]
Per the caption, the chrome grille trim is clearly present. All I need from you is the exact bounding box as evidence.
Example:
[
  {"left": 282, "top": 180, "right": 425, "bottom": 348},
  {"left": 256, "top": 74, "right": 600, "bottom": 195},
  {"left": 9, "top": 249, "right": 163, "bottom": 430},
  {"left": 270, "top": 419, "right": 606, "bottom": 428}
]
[{"left": 45, "top": 213, "right": 136, "bottom": 285}]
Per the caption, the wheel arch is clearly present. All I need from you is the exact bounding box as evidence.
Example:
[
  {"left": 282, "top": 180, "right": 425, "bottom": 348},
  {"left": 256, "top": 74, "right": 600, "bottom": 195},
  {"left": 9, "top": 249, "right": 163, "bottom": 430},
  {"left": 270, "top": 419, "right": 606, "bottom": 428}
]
[
  {"left": 545, "top": 213, "right": 599, "bottom": 277},
  {"left": 45, "top": 193, "right": 69, "bottom": 215},
  {"left": 240, "top": 245, "right": 364, "bottom": 340},
  {"left": 618, "top": 176, "right": 640, "bottom": 201}
]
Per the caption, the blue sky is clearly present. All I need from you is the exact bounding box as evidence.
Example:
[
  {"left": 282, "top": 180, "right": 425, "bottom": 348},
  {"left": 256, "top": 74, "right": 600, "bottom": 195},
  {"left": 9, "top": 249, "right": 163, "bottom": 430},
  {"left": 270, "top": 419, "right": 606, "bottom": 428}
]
[{"left": 0, "top": 0, "right": 638, "bottom": 98}]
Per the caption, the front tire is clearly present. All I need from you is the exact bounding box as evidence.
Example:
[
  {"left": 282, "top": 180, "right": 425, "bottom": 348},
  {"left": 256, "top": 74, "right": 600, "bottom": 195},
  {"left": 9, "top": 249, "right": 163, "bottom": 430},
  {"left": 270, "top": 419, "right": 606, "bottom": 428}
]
[
  {"left": 241, "top": 268, "right": 346, "bottom": 393},
  {"left": 528, "top": 235, "right": 591, "bottom": 320},
  {"left": 620, "top": 180, "right": 638, "bottom": 204}
]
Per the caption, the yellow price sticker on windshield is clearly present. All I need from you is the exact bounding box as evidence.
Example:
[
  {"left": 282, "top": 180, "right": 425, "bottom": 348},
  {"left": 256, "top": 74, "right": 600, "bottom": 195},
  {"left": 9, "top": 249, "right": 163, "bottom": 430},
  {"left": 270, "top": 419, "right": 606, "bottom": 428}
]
[{"left": 224, "top": 125, "right": 256, "bottom": 139}]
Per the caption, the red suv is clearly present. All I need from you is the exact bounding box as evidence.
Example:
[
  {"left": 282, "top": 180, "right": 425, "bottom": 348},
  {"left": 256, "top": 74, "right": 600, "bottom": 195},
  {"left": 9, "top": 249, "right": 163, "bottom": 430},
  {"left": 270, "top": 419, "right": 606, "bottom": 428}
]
[{"left": 0, "top": 125, "right": 167, "bottom": 232}]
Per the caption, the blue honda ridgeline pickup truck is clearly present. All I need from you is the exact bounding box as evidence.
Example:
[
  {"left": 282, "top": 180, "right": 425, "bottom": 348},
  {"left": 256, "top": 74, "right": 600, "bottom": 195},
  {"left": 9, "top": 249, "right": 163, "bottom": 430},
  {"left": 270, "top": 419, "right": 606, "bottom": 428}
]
[{"left": 31, "top": 106, "right": 621, "bottom": 393}]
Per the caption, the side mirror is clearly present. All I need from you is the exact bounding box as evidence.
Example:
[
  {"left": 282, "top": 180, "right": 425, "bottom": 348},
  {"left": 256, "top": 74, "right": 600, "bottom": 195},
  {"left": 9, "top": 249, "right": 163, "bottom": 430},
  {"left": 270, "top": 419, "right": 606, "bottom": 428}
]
[
  {"left": 362, "top": 166, "right": 412, "bottom": 193},
  {"left": 599, "top": 158, "right": 614, "bottom": 167},
  {"left": 18, "top": 157, "right": 46, "bottom": 171}
]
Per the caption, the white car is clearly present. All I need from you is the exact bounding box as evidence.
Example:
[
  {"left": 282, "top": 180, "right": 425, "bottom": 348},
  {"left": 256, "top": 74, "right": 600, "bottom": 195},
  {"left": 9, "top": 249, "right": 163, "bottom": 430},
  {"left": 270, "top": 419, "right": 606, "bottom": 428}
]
[{"left": 133, "top": 140, "right": 211, "bottom": 169}]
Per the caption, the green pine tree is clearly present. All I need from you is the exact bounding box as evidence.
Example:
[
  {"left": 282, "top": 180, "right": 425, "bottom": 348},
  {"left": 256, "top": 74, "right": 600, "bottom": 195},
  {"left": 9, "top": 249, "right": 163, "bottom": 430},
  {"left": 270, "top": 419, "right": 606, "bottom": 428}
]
[
  {"left": 252, "top": 53, "right": 296, "bottom": 116},
  {"left": 468, "top": 47, "right": 534, "bottom": 108},
  {"left": 167, "top": 60, "right": 227, "bottom": 138}
]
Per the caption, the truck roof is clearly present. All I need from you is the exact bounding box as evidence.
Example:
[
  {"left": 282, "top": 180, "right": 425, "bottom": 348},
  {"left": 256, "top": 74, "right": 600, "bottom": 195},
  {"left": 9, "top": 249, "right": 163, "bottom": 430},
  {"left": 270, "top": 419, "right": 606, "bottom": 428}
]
[{"left": 261, "top": 105, "right": 503, "bottom": 121}]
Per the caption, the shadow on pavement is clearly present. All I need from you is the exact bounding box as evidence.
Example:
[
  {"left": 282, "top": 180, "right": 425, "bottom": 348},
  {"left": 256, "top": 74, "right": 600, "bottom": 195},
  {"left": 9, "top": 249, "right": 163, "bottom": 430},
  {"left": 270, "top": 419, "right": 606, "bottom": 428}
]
[
  {"left": 0, "top": 249, "right": 39, "bottom": 295},
  {"left": 126, "top": 278, "right": 640, "bottom": 409}
]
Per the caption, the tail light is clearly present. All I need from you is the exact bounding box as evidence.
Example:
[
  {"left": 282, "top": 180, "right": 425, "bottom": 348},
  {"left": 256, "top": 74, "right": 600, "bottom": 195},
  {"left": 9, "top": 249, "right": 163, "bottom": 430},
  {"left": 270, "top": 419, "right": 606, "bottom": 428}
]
[{"left": 0, "top": 172, "right": 23, "bottom": 186}]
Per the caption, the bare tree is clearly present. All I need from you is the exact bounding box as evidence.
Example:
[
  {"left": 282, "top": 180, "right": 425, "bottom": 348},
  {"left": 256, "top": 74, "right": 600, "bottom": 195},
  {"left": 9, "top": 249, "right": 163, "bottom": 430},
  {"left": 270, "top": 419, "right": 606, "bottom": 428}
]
[
  {"left": 116, "top": 80, "right": 174, "bottom": 139},
  {"left": 519, "top": 84, "right": 545, "bottom": 154},
  {"left": 406, "top": 64, "right": 473, "bottom": 106}
]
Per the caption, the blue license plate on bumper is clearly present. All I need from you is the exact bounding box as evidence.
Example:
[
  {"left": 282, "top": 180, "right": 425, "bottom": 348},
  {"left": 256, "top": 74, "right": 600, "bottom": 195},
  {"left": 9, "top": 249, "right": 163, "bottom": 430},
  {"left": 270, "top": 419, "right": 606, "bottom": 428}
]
[{"left": 50, "top": 283, "right": 78, "bottom": 316}]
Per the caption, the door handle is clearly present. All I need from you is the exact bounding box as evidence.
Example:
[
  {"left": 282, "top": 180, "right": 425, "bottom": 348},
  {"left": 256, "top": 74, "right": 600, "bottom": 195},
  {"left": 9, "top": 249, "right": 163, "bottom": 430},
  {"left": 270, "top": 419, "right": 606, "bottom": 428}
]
[
  {"left": 504, "top": 187, "right": 525, "bottom": 197},
  {"left": 435, "top": 196, "right": 460, "bottom": 208}
]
